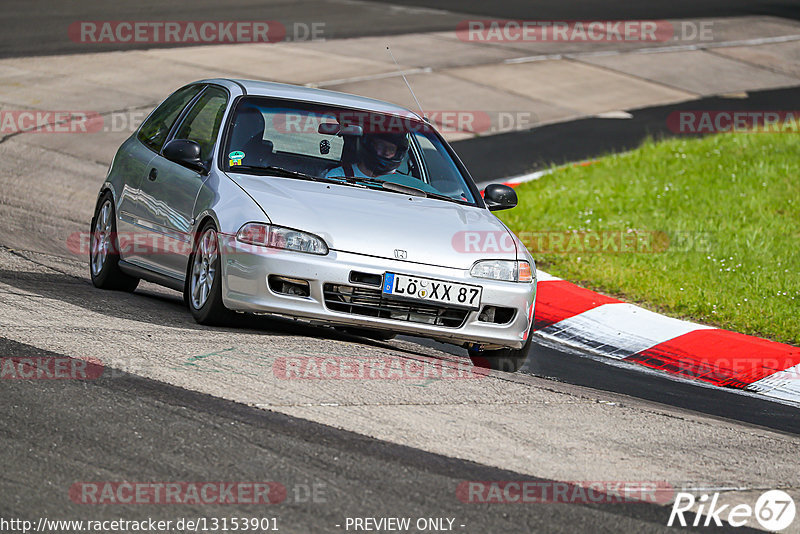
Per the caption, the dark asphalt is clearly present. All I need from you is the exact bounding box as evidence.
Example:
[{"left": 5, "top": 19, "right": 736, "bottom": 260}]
[
  {"left": 526, "top": 341, "right": 800, "bottom": 436},
  {"left": 366, "top": 0, "right": 800, "bottom": 21},
  {"left": 0, "top": 336, "right": 745, "bottom": 534},
  {"left": 3, "top": 0, "right": 798, "bottom": 58},
  {"left": 457, "top": 85, "right": 800, "bottom": 185},
  {"left": 407, "top": 336, "right": 800, "bottom": 437},
  {"left": 0, "top": 0, "right": 458, "bottom": 59}
]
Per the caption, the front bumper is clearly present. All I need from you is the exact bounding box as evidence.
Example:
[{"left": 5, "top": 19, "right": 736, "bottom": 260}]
[{"left": 219, "top": 236, "right": 536, "bottom": 349}]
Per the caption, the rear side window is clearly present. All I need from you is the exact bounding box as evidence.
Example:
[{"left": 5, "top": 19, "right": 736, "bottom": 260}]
[
  {"left": 137, "top": 85, "right": 202, "bottom": 152},
  {"left": 172, "top": 87, "right": 229, "bottom": 164}
]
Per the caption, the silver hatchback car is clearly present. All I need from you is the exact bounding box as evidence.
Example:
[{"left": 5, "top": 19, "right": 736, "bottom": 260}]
[{"left": 90, "top": 79, "right": 536, "bottom": 371}]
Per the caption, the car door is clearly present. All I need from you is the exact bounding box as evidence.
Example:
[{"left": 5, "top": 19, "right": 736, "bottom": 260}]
[
  {"left": 135, "top": 85, "right": 229, "bottom": 279},
  {"left": 119, "top": 84, "right": 203, "bottom": 268}
]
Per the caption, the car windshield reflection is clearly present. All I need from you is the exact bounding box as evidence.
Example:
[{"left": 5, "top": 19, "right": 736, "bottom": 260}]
[{"left": 223, "top": 98, "right": 478, "bottom": 205}]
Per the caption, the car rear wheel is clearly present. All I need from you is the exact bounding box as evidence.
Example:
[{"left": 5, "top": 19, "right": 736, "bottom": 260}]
[
  {"left": 469, "top": 327, "right": 534, "bottom": 373},
  {"left": 186, "top": 222, "right": 233, "bottom": 325},
  {"left": 89, "top": 193, "right": 139, "bottom": 292}
]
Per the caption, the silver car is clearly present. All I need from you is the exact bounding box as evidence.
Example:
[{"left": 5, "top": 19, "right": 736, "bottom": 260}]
[{"left": 89, "top": 78, "right": 536, "bottom": 371}]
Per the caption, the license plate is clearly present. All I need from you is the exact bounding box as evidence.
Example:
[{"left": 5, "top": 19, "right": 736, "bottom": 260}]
[{"left": 382, "top": 273, "right": 482, "bottom": 309}]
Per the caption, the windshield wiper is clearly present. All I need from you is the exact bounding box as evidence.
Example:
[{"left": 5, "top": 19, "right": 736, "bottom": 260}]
[
  {"left": 233, "top": 166, "right": 385, "bottom": 191},
  {"left": 229, "top": 165, "right": 340, "bottom": 184},
  {"left": 262, "top": 166, "right": 328, "bottom": 182},
  {"left": 378, "top": 181, "right": 427, "bottom": 197},
  {"left": 377, "top": 179, "right": 471, "bottom": 205},
  {"left": 334, "top": 177, "right": 427, "bottom": 197},
  {"left": 425, "top": 191, "right": 471, "bottom": 205}
]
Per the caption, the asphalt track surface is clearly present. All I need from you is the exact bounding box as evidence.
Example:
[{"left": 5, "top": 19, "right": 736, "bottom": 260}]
[
  {"left": 5, "top": 336, "right": 752, "bottom": 533},
  {"left": 524, "top": 340, "right": 800, "bottom": 435},
  {"left": 3, "top": 0, "right": 799, "bottom": 58},
  {"left": 0, "top": 247, "right": 796, "bottom": 532},
  {"left": 366, "top": 0, "right": 800, "bottom": 22},
  {"left": 412, "top": 336, "right": 800, "bottom": 436}
]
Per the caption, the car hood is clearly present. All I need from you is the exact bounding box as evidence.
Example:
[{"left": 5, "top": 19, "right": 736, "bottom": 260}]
[{"left": 227, "top": 173, "right": 518, "bottom": 269}]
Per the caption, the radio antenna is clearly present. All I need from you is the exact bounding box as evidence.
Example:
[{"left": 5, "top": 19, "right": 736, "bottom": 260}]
[{"left": 387, "top": 45, "right": 426, "bottom": 121}]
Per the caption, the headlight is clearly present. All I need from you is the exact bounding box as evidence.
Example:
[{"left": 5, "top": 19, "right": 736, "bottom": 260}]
[
  {"left": 471, "top": 260, "right": 533, "bottom": 283},
  {"left": 236, "top": 223, "right": 328, "bottom": 255}
]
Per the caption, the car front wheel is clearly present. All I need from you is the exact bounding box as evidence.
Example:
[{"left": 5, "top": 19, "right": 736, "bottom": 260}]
[
  {"left": 89, "top": 192, "right": 139, "bottom": 292},
  {"left": 469, "top": 326, "right": 534, "bottom": 373},
  {"left": 186, "top": 222, "right": 233, "bottom": 325}
]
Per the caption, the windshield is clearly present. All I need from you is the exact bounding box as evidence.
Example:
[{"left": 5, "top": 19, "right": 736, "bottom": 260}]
[{"left": 222, "top": 97, "right": 478, "bottom": 205}]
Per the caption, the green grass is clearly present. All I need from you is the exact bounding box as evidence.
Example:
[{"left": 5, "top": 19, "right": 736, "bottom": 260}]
[{"left": 498, "top": 131, "right": 800, "bottom": 345}]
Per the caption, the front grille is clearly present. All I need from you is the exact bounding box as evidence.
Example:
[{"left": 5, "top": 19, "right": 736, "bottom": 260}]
[
  {"left": 323, "top": 284, "right": 469, "bottom": 328},
  {"left": 348, "top": 270, "right": 382, "bottom": 287}
]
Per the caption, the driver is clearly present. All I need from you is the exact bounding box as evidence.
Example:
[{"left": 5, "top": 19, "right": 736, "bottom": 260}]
[{"left": 325, "top": 132, "right": 409, "bottom": 179}]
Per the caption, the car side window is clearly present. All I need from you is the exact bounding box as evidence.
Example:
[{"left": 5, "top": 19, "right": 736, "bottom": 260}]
[
  {"left": 137, "top": 85, "right": 202, "bottom": 153},
  {"left": 413, "top": 132, "right": 475, "bottom": 202},
  {"left": 172, "top": 87, "right": 229, "bottom": 164}
]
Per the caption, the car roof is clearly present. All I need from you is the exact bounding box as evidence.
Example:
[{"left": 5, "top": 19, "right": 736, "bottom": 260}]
[{"left": 201, "top": 78, "right": 424, "bottom": 120}]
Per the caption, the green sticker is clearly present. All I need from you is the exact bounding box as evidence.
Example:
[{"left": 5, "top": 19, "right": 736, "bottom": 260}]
[{"left": 228, "top": 151, "right": 245, "bottom": 160}]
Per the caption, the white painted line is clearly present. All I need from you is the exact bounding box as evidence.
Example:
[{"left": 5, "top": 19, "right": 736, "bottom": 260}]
[
  {"left": 669, "top": 33, "right": 800, "bottom": 50},
  {"left": 328, "top": 0, "right": 459, "bottom": 16},
  {"left": 746, "top": 363, "right": 800, "bottom": 403},
  {"left": 535, "top": 270, "right": 561, "bottom": 282},
  {"left": 310, "top": 67, "right": 433, "bottom": 88},
  {"left": 503, "top": 169, "right": 551, "bottom": 185},
  {"left": 504, "top": 53, "right": 565, "bottom": 64},
  {"left": 539, "top": 302, "right": 712, "bottom": 359},
  {"left": 500, "top": 158, "right": 599, "bottom": 187},
  {"left": 594, "top": 110, "right": 633, "bottom": 119},
  {"left": 504, "top": 34, "right": 800, "bottom": 64}
]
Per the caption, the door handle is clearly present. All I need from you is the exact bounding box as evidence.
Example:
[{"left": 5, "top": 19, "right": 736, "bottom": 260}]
[{"left": 148, "top": 168, "right": 158, "bottom": 181}]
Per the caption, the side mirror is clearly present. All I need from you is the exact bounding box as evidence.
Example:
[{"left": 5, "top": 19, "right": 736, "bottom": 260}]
[
  {"left": 483, "top": 184, "right": 518, "bottom": 211},
  {"left": 162, "top": 139, "right": 206, "bottom": 173}
]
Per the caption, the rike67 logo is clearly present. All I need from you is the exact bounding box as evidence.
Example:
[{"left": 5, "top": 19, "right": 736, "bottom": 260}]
[{"left": 668, "top": 490, "right": 796, "bottom": 530}]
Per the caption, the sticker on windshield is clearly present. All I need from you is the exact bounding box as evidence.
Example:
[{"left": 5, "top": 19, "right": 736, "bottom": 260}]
[
  {"left": 229, "top": 159, "right": 242, "bottom": 166},
  {"left": 228, "top": 151, "right": 245, "bottom": 160}
]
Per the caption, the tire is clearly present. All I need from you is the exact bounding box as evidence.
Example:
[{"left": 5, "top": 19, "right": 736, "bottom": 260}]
[
  {"left": 185, "top": 221, "right": 233, "bottom": 325},
  {"left": 89, "top": 192, "right": 139, "bottom": 292},
  {"left": 469, "top": 326, "right": 534, "bottom": 373},
  {"left": 336, "top": 326, "right": 396, "bottom": 341}
]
